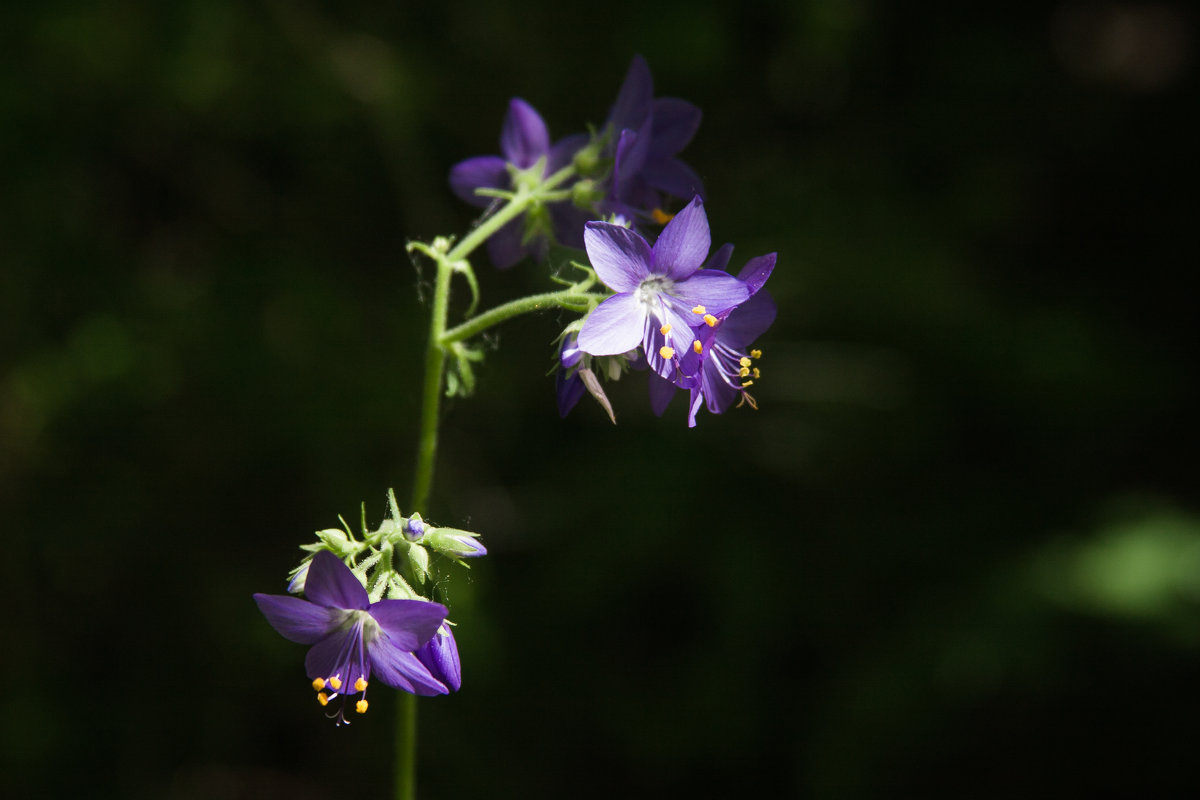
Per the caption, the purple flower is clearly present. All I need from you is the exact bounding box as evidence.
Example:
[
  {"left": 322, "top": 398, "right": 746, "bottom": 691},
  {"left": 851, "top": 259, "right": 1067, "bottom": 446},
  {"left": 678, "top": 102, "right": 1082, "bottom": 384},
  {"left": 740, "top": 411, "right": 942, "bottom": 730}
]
[
  {"left": 576, "top": 196, "right": 749, "bottom": 382},
  {"left": 605, "top": 56, "right": 704, "bottom": 221},
  {"left": 416, "top": 624, "right": 462, "bottom": 693},
  {"left": 253, "top": 551, "right": 452, "bottom": 721},
  {"left": 555, "top": 333, "right": 587, "bottom": 418},
  {"left": 651, "top": 248, "right": 777, "bottom": 427},
  {"left": 449, "top": 98, "right": 588, "bottom": 267}
]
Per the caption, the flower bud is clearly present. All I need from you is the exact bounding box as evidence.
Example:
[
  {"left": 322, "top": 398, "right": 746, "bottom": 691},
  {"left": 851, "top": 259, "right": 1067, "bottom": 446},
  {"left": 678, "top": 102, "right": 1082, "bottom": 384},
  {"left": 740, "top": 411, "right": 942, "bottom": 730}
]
[
  {"left": 416, "top": 624, "right": 461, "bottom": 692},
  {"left": 426, "top": 528, "right": 488, "bottom": 559},
  {"left": 403, "top": 513, "right": 427, "bottom": 542}
]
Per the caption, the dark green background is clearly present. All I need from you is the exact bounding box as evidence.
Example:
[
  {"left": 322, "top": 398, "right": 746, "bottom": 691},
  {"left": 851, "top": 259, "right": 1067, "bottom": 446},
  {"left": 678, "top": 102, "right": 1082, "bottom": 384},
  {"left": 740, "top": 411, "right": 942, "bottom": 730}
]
[{"left": 4, "top": 1, "right": 1198, "bottom": 797}]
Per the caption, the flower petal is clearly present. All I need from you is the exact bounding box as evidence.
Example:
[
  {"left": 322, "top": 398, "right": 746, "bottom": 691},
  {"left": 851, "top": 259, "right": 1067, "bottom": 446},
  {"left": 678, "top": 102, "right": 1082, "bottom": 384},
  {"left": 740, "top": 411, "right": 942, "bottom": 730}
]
[
  {"left": 648, "top": 370, "right": 677, "bottom": 416},
  {"left": 653, "top": 196, "right": 710, "bottom": 279},
  {"left": 736, "top": 252, "right": 776, "bottom": 295},
  {"left": 647, "top": 98, "right": 702, "bottom": 160},
  {"left": 369, "top": 637, "right": 448, "bottom": 696},
  {"left": 304, "top": 626, "right": 360, "bottom": 684},
  {"left": 717, "top": 289, "right": 777, "bottom": 347},
  {"left": 416, "top": 625, "right": 462, "bottom": 692},
  {"left": 614, "top": 126, "right": 651, "bottom": 191},
  {"left": 303, "top": 551, "right": 368, "bottom": 611},
  {"left": 577, "top": 293, "right": 645, "bottom": 356},
  {"left": 548, "top": 133, "right": 589, "bottom": 173},
  {"left": 253, "top": 594, "right": 341, "bottom": 644},
  {"left": 705, "top": 243, "right": 734, "bottom": 272},
  {"left": 369, "top": 598, "right": 448, "bottom": 652},
  {"left": 486, "top": 218, "right": 529, "bottom": 269},
  {"left": 642, "top": 158, "right": 706, "bottom": 202},
  {"left": 500, "top": 98, "right": 549, "bottom": 169},
  {"left": 672, "top": 270, "right": 750, "bottom": 315},
  {"left": 584, "top": 222, "right": 653, "bottom": 291},
  {"left": 448, "top": 156, "right": 509, "bottom": 208},
  {"left": 609, "top": 55, "right": 653, "bottom": 133}
]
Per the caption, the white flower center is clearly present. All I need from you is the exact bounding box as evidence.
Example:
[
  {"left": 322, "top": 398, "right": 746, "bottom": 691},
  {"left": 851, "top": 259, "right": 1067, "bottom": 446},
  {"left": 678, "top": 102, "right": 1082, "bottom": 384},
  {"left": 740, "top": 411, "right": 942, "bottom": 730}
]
[{"left": 636, "top": 275, "right": 675, "bottom": 312}]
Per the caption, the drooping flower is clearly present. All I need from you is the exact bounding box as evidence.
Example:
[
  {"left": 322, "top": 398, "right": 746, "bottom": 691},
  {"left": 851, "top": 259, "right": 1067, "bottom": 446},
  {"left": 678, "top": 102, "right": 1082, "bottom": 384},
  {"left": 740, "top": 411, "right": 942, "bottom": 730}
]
[
  {"left": 448, "top": 98, "right": 588, "bottom": 267},
  {"left": 576, "top": 196, "right": 749, "bottom": 382},
  {"left": 651, "top": 248, "right": 777, "bottom": 427},
  {"left": 254, "top": 551, "right": 452, "bottom": 723},
  {"left": 603, "top": 56, "right": 705, "bottom": 222},
  {"left": 416, "top": 623, "right": 462, "bottom": 693}
]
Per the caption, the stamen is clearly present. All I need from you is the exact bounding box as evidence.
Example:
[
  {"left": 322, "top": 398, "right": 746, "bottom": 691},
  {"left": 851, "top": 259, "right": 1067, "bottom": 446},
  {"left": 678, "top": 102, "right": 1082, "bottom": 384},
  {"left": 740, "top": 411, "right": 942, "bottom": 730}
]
[
  {"left": 752, "top": 367, "right": 760, "bottom": 379},
  {"left": 651, "top": 208, "right": 675, "bottom": 225},
  {"left": 659, "top": 345, "right": 675, "bottom": 359},
  {"left": 741, "top": 380, "right": 754, "bottom": 388},
  {"left": 693, "top": 340, "right": 703, "bottom": 354},
  {"left": 354, "top": 677, "right": 368, "bottom": 692},
  {"left": 739, "top": 366, "right": 751, "bottom": 378},
  {"left": 739, "top": 357, "right": 752, "bottom": 367},
  {"left": 316, "top": 692, "right": 330, "bottom": 707},
  {"left": 328, "top": 676, "right": 343, "bottom": 691},
  {"left": 691, "top": 305, "right": 706, "bottom": 315},
  {"left": 750, "top": 349, "right": 762, "bottom": 359},
  {"left": 702, "top": 314, "right": 718, "bottom": 327},
  {"left": 312, "top": 677, "right": 326, "bottom": 691},
  {"left": 659, "top": 323, "right": 672, "bottom": 335},
  {"left": 355, "top": 699, "right": 369, "bottom": 714}
]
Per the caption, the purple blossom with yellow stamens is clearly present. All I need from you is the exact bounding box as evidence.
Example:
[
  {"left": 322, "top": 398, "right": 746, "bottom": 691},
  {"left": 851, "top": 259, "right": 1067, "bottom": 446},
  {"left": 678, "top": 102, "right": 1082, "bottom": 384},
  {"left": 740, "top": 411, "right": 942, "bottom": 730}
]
[
  {"left": 576, "top": 196, "right": 749, "bottom": 383},
  {"left": 652, "top": 249, "right": 777, "bottom": 427},
  {"left": 253, "top": 551, "right": 452, "bottom": 723}
]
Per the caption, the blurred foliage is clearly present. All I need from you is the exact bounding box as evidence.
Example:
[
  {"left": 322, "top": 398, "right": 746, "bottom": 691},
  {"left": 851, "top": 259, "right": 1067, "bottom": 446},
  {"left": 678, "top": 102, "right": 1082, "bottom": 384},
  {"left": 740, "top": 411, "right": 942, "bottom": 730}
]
[{"left": 2, "top": 1, "right": 1198, "bottom": 798}]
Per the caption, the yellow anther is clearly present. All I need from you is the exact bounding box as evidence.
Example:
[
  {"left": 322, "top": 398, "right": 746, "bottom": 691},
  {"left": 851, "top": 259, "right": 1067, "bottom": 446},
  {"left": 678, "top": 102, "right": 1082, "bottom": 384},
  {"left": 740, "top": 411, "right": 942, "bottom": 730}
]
[
  {"left": 355, "top": 699, "right": 369, "bottom": 714},
  {"left": 691, "top": 305, "right": 706, "bottom": 315},
  {"left": 316, "top": 692, "right": 330, "bottom": 707},
  {"left": 312, "top": 677, "right": 326, "bottom": 691},
  {"left": 354, "top": 677, "right": 368, "bottom": 692},
  {"left": 739, "top": 356, "right": 752, "bottom": 368},
  {"left": 750, "top": 349, "right": 762, "bottom": 359},
  {"left": 703, "top": 314, "right": 718, "bottom": 327},
  {"left": 659, "top": 345, "right": 676, "bottom": 359},
  {"left": 659, "top": 323, "right": 672, "bottom": 335},
  {"left": 693, "top": 340, "right": 703, "bottom": 354},
  {"left": 752, "top": 367, "right": 760, "bottom": 379},
  {"left": 328, "top": 676, "right": 342, "bottom": 691},
  {"left": 739, "top": 366, "right": 751, "bottom": 378},
  {"left": 741, "top": 380, "right": 755, "bottom": 388},
  {"left": 651, "top": 208, "right": 675, "bottom": 225}
]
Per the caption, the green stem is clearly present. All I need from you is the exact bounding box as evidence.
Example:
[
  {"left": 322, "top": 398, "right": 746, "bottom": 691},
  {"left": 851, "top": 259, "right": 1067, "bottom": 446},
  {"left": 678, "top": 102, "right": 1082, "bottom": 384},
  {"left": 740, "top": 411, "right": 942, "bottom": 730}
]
[
  {"left": 394, "top": 692, "right": 417, "bottom": 800},
  {"left": 440, "top": 291, "right": 608, "bottom": 346},
  {"left": 397, "top": 163, "right": 581, "bottom": 798}
]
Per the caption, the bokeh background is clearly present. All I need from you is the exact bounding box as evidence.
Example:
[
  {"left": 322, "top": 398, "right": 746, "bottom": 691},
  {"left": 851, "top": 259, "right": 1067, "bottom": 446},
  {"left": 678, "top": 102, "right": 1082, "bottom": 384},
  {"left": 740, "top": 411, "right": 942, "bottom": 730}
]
[{"left": 3, "top": 1, "right": 1198, "bottom": 797}]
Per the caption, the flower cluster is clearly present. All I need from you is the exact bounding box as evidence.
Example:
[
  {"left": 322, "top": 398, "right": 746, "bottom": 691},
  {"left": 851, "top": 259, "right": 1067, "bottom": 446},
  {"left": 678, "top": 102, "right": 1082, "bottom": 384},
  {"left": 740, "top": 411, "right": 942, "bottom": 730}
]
[
  {"left": 448, "top": 57, "right": 777, "bottom": 426},
  {"left": 254, "top": 492, "right": 483, "bottom": 723}
]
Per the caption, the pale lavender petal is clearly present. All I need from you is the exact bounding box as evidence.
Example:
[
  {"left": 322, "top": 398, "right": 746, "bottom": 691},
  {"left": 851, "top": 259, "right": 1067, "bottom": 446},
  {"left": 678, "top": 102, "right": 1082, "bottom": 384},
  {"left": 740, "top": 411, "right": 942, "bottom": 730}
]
[
  {"left": 369, "top": 599, "right": 448, "bottom": 652},
  {"left": 584, "top": 222, "right": 653, "bottom": 291},
  {"left": 577, "top": 293, "right": 646, "bottom": 356},
  {"left": 687, "top": 388, "right": 705, "bottom": 428},
  {"left": 672, "top": 270, "right": 750, "bottom": 314},
  {"left": 416, "top": 626, "right": 462, "bottom": 692},
  {"left": 736, "top": 252, "right": 776, "bottom": 294},
  {"left": 702, "top": 359, "right": 741, "bottom": 415},
  {"left": 369, "top": 637, "right": 448, "bottom": 695},
  {"left": 448, "top": 156, "right": 509, "bottom": 208},
  {"left": 303, "top": 551, "right": 368, "bottom": 611},
  {"left": 500, "top": 98, "right": 549, "bottom": 169},
  {"left": 609, "top": 55, "right": 653, "bottom": 133},
  {"left": 253, "top": 594, "right": 341, "bottom": 644},
  {"left": 647, "top": 98, "right": 702, "bottom": 159},
  {"left": 653, "top": 196, "right": 710, "bottom": 279},
  {"left": 642, "top": 158, "right": 706, "bottom": 201},
  {"left": 718, "top": 289, "right": 777, "bottom": 347}
]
